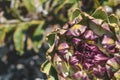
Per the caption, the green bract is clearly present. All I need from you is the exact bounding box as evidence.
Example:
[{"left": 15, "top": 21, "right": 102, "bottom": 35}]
[{"left": 41, "top": 7, "right": 120, "bottom": 80}]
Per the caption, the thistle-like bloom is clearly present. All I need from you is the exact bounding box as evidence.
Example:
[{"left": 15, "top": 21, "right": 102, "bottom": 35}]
[
  {"left": 69, "top": 42, "right": 109, "bottom": 70},
  {"left": 42, "top": 7, "right": 120, "bottom": 80}
]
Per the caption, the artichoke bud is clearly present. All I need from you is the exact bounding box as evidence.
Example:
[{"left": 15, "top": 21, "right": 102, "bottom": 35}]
[{"left": 41, "top": 7, "right": 120, "bottom": 80}]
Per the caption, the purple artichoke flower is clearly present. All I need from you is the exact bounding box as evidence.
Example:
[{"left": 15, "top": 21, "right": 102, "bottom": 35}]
[
  {"left": 69, "top": 42, "right": 109, "bottom": 70},
  {"left": 42, "top": 7, "right": 120, "bottom": 80}
]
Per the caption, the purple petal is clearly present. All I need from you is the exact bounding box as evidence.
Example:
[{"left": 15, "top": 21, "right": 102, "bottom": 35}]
[
  {"left": 66, "top": 25, "right": 87, "bottom": 37},
  {"left": 73, "top": 71, "right": 90, "bottom": 80},
  {"left": 58, "top": 42, "right": 69, "bottom": 55},
  {"left": 103, "top": 44, "right": 116, "bottom": 53},
  {"left": 106, "top": 65, "right": 114, "bottom": 78},
  {"left": 66, "top": 29, "right": 80, "bottom": 36},
  {"left": 63, "top": 23, "right": 69, "bottom": 29},
  {"left": 115, "top": 41, "right": 120, "bottom": 51},
  {"left": 74, "top": 51, "right": 81, "bottom": 55},
  {"left": 57, "top": 63, "right": 63, "bottom": 74},
  {"left": 92, "top": 19, "right": 103, "bottom": 25},
  {"left": 93, "top": 65, "right": 106, "bottom": 78},
  {"left": 68, "top": 21, "right": 76, "bottom": 26},
  {"left": 107, "top": 44, "right": 116, "bottom": 53},
  {"left": 58, "top": 49, "right": 68, "bottom": 55},
  {"left": 69, "top": 56, "right": 79, "bottom": 66},
  {"left": 83, "top": 63, "right": 93, "bottom": 69},
  {"left": 63, "top": 21, "right": 76, "bottom": 29},
  {"left": 83, "top": 30, "right": 98, "bottom": 40},
  {"left": 94, "top": 54, "right": 108, "bottom": 61},
  {"left": 58, "top": 42, "right": 69, "bottom": 50},
  {"left": 101, "top": 22, "right": 111, "bottom": 31},
  {"left": 74, "top": 51, "right": 83, "bottom": 58},
  {"left": 73, "top": 71, "right": 82, "bottom": 80},
  {"left": 54, "top": 54, "right": 62, "bottom": 62},
  {"left": 102, "top": 35, "right": 114, "bottom": 45},
  {"left": 80, "top": 25, "right": 87, "bottom": 34},
  {"left": 88, "top": 44, "right": 99, "bottom": 52},
  {"left": 72, "top": 38, "right": 81, "bottom": 45}
]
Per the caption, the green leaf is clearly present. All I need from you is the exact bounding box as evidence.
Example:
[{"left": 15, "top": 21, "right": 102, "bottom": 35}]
[
  {"left": 81, "top": 12, "right": 94, "bottom": 21},
  {"left": 41, "top": 60, "right": 59, "bottom": 80},
  {"left": 32, "top": 21, "right": 44, "bottom": 52},
  {"left": 4, "top": 25, "right": 16, "bottom": 33},
  {"left": 94, "top": 0, "right": 101, "bottom": 8},
  {"left": 92, "top": 7, "right": 107, "bottom": 20},
  {"left": 106, "top": 0, "right": 114, "bottom": 6},
  {"left": 10, "top": 0, "right": 22, "bottom": 20},
  {"left": 54, "top": 0, "right": 66, "bottom": 14},
  {"left": 10, "top": 0, "right": 19, "bottom": 9},
  {"left": 72, "top": 9, "right": 81, "bottom": 20},
  {"left": 13, "top": 26, "right": 25, "bottom": 55},
  {"left": 89, "top": 20, "right": 114, "bottom": 37},
  {"left": 107, "top": 0, "right": 120, "bottom": 7},
  {"left": 49, "top": 66, "right": 59, "bottom": 80},
  {"left": 0, "top": 28, "right": 6, "bottom": 46},
  {"left": 41, "top": 60, "right": 52, "bottom": 75},
  {"left": 99, "top": 0, "right": 108, "bottom": 5},
  {"left": 40, "top": 0, "right": 47, "bottom": 4},
  {"left": 23, "top": 0, "right": 35, "bottom": 12},
  {"left": 108, "top": 14, "right": 119, "bottom": 25},
  {"left": 46, "top": 33, "right": 56, "bottom": 47},
  {"left": 68, "top": 3, "right": 80, "bottom": 21},
  {"left": 108, "top": 14, "right": 120, "bottom": 40}
]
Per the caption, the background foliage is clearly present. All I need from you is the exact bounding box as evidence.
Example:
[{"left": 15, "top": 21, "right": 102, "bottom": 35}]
[{"left": 0, "top": 0, "right": 120, "bottom": 80}]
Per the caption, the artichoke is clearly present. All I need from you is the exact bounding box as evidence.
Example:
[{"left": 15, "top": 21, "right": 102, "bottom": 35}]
[{"left": 41, "top": 7, "right": 120, "bottom": 80}]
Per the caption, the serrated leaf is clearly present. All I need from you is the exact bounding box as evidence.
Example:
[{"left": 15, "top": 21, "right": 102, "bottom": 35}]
[
  {"left": 13, "top": 26, "right": 24, "bottom": 55},
  {"left": 108, "top": 14, "right": 119, "bottom": 24},
  {"left": 92, "top": 7, "right": 107, "bottom": 20}
]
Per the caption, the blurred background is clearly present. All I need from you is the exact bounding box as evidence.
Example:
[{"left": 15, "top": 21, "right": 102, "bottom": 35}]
[{"left": 0, "top": 0, "right": 120, "bottom": 80}]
